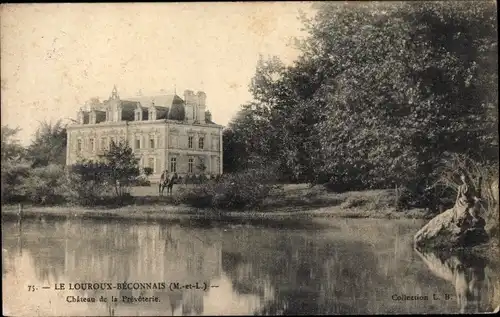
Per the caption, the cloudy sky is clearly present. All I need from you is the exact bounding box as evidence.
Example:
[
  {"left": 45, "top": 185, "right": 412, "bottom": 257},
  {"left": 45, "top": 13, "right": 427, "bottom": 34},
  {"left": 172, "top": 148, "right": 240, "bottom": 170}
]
[{"left": 1, "top": 2, "right": 313, "bottom": 145}]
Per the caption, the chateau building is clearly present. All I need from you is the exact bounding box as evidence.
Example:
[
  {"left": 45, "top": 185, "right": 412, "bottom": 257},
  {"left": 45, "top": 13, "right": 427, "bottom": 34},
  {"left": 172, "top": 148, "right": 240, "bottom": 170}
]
[{"left": 66, "top": 86, "right": 223, "bottom": 182}]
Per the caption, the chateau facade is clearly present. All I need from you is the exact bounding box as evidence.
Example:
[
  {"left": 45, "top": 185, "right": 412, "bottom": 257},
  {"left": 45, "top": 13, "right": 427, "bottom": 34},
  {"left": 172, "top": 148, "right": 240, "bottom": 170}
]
[{"left": 66, "top": 86, "right": 223, "bottom": 182}]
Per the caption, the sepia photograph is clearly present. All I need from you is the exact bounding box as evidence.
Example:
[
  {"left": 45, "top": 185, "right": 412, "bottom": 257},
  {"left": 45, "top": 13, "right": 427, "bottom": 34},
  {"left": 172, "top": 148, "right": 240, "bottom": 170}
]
[{"left": 1, "top": 1, "right": 499, "bottom": 315}]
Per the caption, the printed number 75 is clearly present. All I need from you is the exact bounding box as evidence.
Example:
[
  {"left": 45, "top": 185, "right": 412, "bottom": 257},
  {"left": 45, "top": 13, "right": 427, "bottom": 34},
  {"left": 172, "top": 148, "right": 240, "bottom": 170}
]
[{"left": 28, "top": 285, "right": 36, "bottom": 292}]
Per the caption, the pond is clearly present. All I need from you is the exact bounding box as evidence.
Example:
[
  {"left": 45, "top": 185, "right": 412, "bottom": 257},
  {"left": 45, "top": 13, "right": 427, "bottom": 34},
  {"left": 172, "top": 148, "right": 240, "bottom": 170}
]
[{"left": 2, "top": 217, "right": 498, "bottom": 315}]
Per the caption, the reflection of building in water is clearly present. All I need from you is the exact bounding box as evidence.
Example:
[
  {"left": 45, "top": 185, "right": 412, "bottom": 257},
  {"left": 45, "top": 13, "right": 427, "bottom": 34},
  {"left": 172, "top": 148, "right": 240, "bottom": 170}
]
[
  {"left": 4, "top": 221, "right": 270, "bottom": 315},
  {"left": 2, "top": 220, "right": 227, "bottom": 315},
  {"left": 5, "top": 219, "right": 500, "bottom": 315},
  {"left": 182, "top": 290, "right": 204, "bottom": 316},
  {"left": 62, "top": 223, "right": 222, "bottom": 279},
  {"left": 61, "top": 222, "right": 222, "bottom": 314}
]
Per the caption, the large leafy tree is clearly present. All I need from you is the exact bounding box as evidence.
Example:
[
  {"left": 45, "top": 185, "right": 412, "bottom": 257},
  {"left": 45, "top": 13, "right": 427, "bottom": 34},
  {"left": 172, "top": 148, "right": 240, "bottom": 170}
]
[
  {"left": 99, "top": 140, "right": 140, "bottom": 197},
  {"left": 27, "top": 120, "right": 67, "bottom": 167},
  {"left": 1, "top": 125, "right": 29, "bottom": 202},
  {"left": 1, "top": 125, "right": 25, "bottom": 163},
  {"left": 242, "top": 54, "right": 329, "bottom": 182},
  {"left": 236, "top": 1, "right": 497, "bottom": 193},
  {"left": 310, "top": 1, "right": 497, "bottom": 190},
  {"left": 222, "top": 128, "right": 246, "bottom": 173}
]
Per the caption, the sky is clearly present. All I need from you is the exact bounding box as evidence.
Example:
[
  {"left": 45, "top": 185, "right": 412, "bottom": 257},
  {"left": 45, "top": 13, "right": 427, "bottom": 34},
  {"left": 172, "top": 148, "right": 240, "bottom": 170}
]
[{"left": 1, "top": 2, "right": 313, "bottom": 146}]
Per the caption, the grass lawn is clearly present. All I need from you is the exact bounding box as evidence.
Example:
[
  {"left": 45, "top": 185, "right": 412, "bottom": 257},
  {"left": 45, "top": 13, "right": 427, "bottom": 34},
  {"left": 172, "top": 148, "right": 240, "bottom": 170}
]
[{"left": 2, "top": 183, "right": 431, "bottom": 222}]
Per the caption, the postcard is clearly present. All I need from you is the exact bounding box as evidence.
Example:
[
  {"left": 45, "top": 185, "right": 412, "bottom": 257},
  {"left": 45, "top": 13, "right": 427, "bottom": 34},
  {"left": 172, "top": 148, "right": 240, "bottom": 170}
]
[{"left": 1, "top": 2, "right": 499, "bottom": 316}]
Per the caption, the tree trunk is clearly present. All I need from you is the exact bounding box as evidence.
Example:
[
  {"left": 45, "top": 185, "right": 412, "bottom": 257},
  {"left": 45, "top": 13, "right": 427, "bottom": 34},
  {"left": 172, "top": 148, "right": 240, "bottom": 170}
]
[{"left": 395, "top": 184, "right": 400, "bottom": 211}]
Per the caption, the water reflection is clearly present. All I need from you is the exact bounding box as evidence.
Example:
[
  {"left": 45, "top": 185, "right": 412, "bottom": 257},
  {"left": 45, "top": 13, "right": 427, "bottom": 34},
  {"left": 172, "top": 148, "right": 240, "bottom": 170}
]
[
  {"left": 2, "top": 218, "right": 498, "bottom": 316},
  {"left": 414, "top": 248, "right": 497, "bottom": 313},
  {"left": 2, "top": 219, "right": 267, "bottom": 316}
]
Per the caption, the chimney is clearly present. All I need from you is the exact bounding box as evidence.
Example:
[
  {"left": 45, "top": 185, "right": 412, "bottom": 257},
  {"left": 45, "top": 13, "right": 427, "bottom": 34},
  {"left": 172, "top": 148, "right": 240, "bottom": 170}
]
[
  {"left": 197, "top": 91, "right": 206, "bottom": 107},
  {"left": 197, "top": 91, "right": 206, "bottom": 123},
  {"left": 183, "top": 89, "right": 195, "bottom": 104},
  {"left": 77, "top": 109, "right": 85, "bottom": 124},
  {"left": 205, "top": 110, "right": 212, "bottom": 123},
  {"left": 183, "top": 89, "right": 195, "bottom": 122}
]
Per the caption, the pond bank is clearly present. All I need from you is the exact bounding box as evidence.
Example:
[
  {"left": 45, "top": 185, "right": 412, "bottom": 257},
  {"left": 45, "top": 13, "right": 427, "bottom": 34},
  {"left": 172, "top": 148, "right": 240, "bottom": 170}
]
[
  {"left": 1, "top": 202, "right": 430, "bottom": 224},
  {"left": 2, "top": 187, "right": 435, "bottom": 223}
]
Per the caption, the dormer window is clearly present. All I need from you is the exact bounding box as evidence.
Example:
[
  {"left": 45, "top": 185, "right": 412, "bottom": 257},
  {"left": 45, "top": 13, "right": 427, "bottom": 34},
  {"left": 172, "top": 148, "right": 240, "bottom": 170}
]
[{"left": 149, "top": 109, "right": 157, "bottom": 121}]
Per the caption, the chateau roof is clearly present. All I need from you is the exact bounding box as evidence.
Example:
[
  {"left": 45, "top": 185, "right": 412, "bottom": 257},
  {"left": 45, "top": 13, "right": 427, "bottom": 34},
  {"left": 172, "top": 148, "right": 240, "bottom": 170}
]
[
  {"left": 120, "top": 100, "right": 139, "bottom": 112},
  {"left": 125, "top": 94, "right": 184, "bottom": 109},
  {"left": 79, "top": 88, "right": 218, "bottom": 124}
]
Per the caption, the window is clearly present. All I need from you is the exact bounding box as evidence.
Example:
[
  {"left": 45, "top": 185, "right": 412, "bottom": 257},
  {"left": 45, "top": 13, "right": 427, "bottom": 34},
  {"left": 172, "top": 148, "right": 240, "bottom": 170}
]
[
  {"left": 149, "top": 110, "right": 156, "bottom": 121},
  {"left": 188, "top": 136, "right": 194, "bottom": 149},
  {"left": 135, "top": 138, "right": 141, "bottom": 149},
  {"left": 198, "top": 137, "right": 204, "bottom": 149},
  {"left": 109, "top": 137, "right": 114, "bottom": 148},
  {"left": 77, "top": 139, "right": 82, "bottom": 152},
  {"left": 188, "top": 158, "right": 194, "bottom": 173},
  {"left": 89, "top": 138, "right": 95, "bottom": 152},
  {"left": 170, "top": 157, "right": 177, "bottom": 173},
  {"left": 149, "top": 138, "right": 155, "bottom": 149},
  {"left": 100, "top": 137, "right": 106, "bottom": 150},
  {"left": 148, "top": 157, "right": 155, "bottom": 172}
]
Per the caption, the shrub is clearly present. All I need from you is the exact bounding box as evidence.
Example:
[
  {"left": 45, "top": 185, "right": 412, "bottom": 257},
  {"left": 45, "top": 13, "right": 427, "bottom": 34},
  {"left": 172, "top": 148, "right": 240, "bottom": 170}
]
[
  {"left": 199, "top": 174, "right": 209, "bottom": 184},
  {"left": 64, "top": 142, "right": 142, "bottom": 206},
  {"left": 174, "top": 185, "right": 214, "bottom": 208},
  {"left": 339, "top": 190, "right": 394, "bottom": 211},
  {"left": 184, "top": 175, "right": 193, "bottom": 184},
  {"left": 64, "top": 160, "right": 112, "bottom": 206},
  {"left": 24, "top": 164, "right": 66, "bottom": 205},
  {"left": 340, "top": 196, "right": 366, "bottom": 209},
  {"left": 176, "top": 168, "right": 281, "bottom": 211},
  {"left": 0, "top": 160, "right": 31, "bottom": 203},
  {"left": 133, "top": 176, "right": 151, "bottom": 186},
  {"left": 143, "top": 167, "right": 153, "bottom": 177}
]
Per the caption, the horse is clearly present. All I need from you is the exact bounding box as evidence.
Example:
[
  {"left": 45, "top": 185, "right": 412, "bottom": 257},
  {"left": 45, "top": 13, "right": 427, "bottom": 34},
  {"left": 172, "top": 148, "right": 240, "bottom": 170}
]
[{"left": 159, "top": 170, "right": 178, "bottom": 196}]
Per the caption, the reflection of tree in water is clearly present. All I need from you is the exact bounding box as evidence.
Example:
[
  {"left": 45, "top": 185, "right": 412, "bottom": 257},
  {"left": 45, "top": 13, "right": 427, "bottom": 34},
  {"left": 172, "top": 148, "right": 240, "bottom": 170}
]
[
  {"left": 415, "top": 248, "right": 497, "bottom": 313},
  {"left": 13, "top": 220, "right": 67, "bottom": 283},
  {"left": 8, "top": 219, "right": 489, "bottom": 315},
  {"left": 221, "top": 231, "right": 386, "bottom": 315}
]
